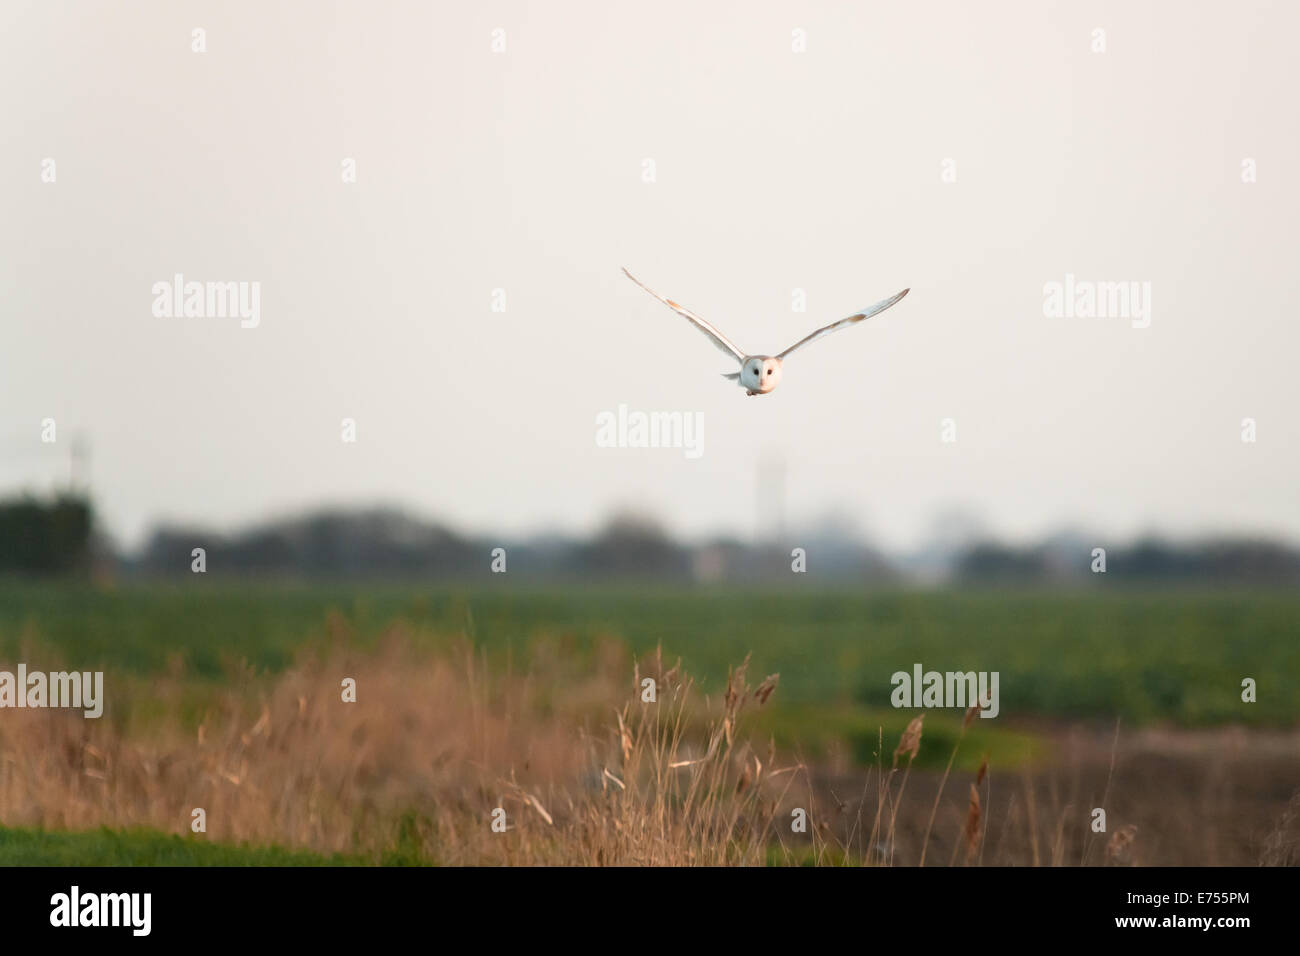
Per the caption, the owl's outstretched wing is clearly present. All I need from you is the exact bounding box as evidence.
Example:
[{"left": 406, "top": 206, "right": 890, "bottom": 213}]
[
  {"left": 777, "top": 288, "right": 909, "bottom": 360},
  {"left": 622, "top": 268, "right": 747, "bottom": 363}
]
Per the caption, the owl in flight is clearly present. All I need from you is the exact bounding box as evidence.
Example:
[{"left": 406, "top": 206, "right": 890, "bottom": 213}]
[{"left": 622, "top": 268, "right": 909, "bottom": 395}]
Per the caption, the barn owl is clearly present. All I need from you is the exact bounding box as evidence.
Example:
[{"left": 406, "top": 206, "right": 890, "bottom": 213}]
[{"left": 622, "top": 268, "right": 909, "bottom": 395}]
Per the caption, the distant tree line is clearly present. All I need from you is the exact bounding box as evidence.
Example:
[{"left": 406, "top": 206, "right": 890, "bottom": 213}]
[
  {"left": 3, "top": 493, "right": 1298, "bottom": 585},
  {"left": 124, "top": 508, "right": 896, "bottom": 583},
  {"left": 955, "top": 538, "right": 1300, "bottom": 585}
]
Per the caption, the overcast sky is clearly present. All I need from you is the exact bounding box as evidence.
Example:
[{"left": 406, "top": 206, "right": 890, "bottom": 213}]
[{"left": 2, "top": 0, "right": 1297, "bottom": 551}]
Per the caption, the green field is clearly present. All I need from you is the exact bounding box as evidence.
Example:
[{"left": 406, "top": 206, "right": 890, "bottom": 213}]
[
  {"left": 1, "top": 583, "right": 1296, "bottom": 865},
  {"left": 1, "top": 582, "right": 1294, "bottom": 727},
  {"left": 0, "top": 825, "right": 369, "bottom": 866}
]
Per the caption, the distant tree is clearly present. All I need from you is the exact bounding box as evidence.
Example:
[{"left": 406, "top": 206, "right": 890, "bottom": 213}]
[
  {"left": 0, "top": 494, "right": 94, "bottom": 575},
  {"left": 955, "top": 542, "right": 1051, "bottom": 583},
  {"left": 581, "top": 511, "right": 690, "bottom": 579}
]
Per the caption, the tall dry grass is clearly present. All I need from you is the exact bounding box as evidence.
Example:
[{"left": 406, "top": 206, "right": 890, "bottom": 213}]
[
  {"left": 2, "top": 625, "right": 1294, "bottom": 865},
  {"left": 0, "top": 631, "right": 823, "bottom": 863}
]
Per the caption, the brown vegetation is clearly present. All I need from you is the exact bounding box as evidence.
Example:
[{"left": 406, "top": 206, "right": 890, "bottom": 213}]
[{"left": 0, "top": 628, "right": 1295, "bottom": 865}]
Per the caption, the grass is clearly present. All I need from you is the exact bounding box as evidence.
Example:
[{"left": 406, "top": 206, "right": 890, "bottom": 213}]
[
  {"left": 1, "top": 582, "right": 1296, "bottom": 726},
  {"left": 748, "top": 702, "right": 1044, "bottom": 771},
  {"left": 0, "top": 816, "right": 434, "bottom": 863},
  {"left": 1, "top": 581, "right": 1296, "bottom": 865},
  {"left": 0, "top": 824, "right": 366, "bottom": 865},
  {"left": 0, "top": 639, "right": 834, "bottom": 866}
]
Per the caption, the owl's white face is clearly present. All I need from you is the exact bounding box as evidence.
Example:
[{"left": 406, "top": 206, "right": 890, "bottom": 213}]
[{"left": 741, "top": 356, "right": 783, "bottom": 393}]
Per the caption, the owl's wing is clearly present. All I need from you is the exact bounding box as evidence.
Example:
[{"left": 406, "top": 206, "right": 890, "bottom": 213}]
[
  {"left": 777, "top": 288, "right": 909, "bottom": 360},
  {"left": 622, "top": 268, "right": 746, "bottom": 363}
]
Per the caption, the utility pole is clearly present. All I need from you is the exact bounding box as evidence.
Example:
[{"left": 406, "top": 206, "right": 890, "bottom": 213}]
[
  {"left": 756, "top": 453, "right": 786, "bottom": 547},
  {"left": 69, "top": 433, "right": 90, "bottom": 494}
]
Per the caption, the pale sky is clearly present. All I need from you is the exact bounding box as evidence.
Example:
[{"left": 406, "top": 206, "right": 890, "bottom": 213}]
[{"left": 2, "top": 0, "right": 1297, "bottom": 552}]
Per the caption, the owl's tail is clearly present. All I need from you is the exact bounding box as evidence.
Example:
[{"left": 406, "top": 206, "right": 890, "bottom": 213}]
[{"left": 721, "top": 372, "right": 740, "bottom": 381}]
